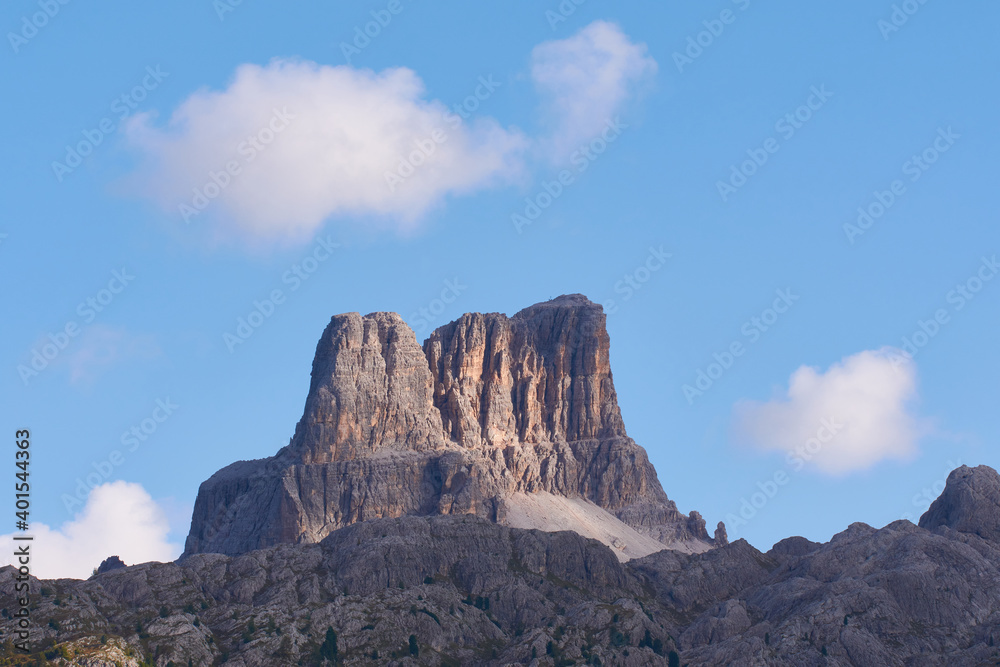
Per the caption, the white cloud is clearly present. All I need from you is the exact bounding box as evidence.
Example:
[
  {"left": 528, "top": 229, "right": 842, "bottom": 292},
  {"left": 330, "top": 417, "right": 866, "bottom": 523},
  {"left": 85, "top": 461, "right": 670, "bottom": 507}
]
[
  {"left": 1, "top": 481, "right": 181, "bottom": 580},
  {"left": 124, "top": 22, "right": 658, "bottom": 245},
  {"left": 531, "top": 20, "right": 657, "bottom": 159},
  {"left": 733, "top": 348, "right": 925, "bottom": 475},
  {"left": 59, "top": 325, "right": 160, "bottom": 384},
  {"left": 126, "top": 59, "right": 527, "bottom": 243}
]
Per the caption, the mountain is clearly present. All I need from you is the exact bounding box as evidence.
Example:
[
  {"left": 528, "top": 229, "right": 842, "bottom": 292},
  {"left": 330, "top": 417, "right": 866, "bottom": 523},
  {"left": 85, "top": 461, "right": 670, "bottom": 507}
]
[
  {"left": 183, "top": 295, "right": 722, "bottom": 561},
  {"left": 4, "top": 466, "right": 1000, "bottom": 665},
  {"left": 8, "top": 298, "right": 998, "bottom": 665}
]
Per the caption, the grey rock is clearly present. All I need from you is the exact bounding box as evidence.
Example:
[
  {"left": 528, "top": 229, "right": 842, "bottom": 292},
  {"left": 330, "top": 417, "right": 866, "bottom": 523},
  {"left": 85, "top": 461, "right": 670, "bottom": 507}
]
[
  {"left": 919, "top": 464, "right": 1000, "bottom": 542},
  {"left": 95, "top": 556, "right": 127, "bottom": 575},
  {"left": 714, "top": 521, "right": 729, "bottom": 546},
  {"left": 184, "top": 295, "right": 716, "bottom": 557},
  {"left": 631, "top": 539, "right": 776, "bottom": 616},
  {"left": 767, "top": 535, "right": 821, "bottom": 561},
  {"left": 7, "top": 466, "right": 1000, "bottom": 665},
  {"left": 5, "top": 517, "right": 677, "bottom": 666},
  {"left": 677, "top": 515, "right": 1000, "bottom": 666}
]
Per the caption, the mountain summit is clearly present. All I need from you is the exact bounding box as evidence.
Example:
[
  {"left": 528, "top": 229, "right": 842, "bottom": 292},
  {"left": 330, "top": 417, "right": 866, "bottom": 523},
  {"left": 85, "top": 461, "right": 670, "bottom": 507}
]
[
  {"left": 919, "top": 464, "right": 1000, "bottom": 542},
  {"left": 183, "top": 295, "right": 722, "bottom": 559}
]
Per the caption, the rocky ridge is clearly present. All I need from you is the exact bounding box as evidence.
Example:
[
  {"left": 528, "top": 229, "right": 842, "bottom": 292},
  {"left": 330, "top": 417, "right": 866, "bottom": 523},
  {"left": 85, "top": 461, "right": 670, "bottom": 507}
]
[{"left": 5, "top": 466, "right": 1000, "bottom": 665}]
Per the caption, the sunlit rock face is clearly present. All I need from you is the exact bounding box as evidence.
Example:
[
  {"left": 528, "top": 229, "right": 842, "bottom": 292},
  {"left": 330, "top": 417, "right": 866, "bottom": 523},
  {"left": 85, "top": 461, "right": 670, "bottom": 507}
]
[{"left": 183, "top": 295, "right": 715, "bottom": 558}]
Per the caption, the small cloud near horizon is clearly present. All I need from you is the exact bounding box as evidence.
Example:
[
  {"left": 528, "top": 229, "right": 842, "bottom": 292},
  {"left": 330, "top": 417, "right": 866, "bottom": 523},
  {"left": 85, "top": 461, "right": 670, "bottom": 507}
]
[
  {"left": 0, "top": 481, "right": 181, "bottom": 580},
  {"left": 732, "top": 348, "right": 928, "bottom": 475}
]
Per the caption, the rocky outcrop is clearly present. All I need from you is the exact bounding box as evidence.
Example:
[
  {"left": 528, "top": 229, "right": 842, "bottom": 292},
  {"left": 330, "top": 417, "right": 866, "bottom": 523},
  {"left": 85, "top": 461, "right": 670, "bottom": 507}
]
[
  {"left": 184, "top": 295, "right": 715, "bottom": 558},
  {"left": 674, "top": 516, "right": 1000, "bottom": 666},
  {"left": 424, "top": 295, "right": 626, "bottom": 448},
  {"left": 287, "top": 311, "right": 448, "bottom": 464},
  {"left": 919, "top": 464, "right": 1000, "bottom": 542},
  {"left": 95, "top": 555, "right": 126, "bottom": 575},
  {"left": 667, "top": 465, "right": 1000, "bottom": 666}
]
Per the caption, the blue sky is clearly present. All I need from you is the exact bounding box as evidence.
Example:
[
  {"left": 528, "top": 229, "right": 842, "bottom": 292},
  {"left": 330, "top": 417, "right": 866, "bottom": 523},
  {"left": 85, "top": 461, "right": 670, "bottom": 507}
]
[{"left": 3, "top": 0, "right": 998, "bottom": 577}]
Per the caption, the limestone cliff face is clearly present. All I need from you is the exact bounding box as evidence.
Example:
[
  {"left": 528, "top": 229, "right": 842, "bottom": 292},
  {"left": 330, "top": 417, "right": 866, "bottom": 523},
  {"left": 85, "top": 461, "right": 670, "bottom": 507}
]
[
  {"left": 183, "top": 295, "right": 716, "bottom": 558},
  {"left": 287, "top": 311, "right": 446, "bottom": 463},
  {"left": 425, "top": 295, "right": 625, "bottom": 448}
]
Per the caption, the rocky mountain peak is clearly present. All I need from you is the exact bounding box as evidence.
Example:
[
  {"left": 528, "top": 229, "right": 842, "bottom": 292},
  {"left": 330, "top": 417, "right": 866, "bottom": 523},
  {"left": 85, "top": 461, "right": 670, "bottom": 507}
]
[
  {"left": 425, "top": 293, "right": 625, "bottom": 449},
  {"left": 919, "top": 464, "right": 1000, "bottom": 542},
  {"left": 94, "top": 555, "right": 127, "bottom": 575},
  {"left": 287, "top": 310, "right": 446, "bottom": 464},
  {"left": 184, "top": 296, "right": 717, "bottom": 559},
  {"left": 516, "top": 292, "right": 595, "bottom": 308}
]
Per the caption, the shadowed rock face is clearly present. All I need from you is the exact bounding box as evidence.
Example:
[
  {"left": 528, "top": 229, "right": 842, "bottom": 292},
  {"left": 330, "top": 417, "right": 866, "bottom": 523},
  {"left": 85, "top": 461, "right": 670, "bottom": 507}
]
[
  {"left": 919, "top": 464, "right": 1000, "bottom": 542},
  {"left": 95, "top": 555, "right": 126, "bottom": 575},
  {"left": 3, "top": 517, "right": 685, "bottom": 666},
  {"left": 183, "top": 295, "right": 715, "bottom": 558},
  {"left": 16, "top": 468, "right": 1000, "bottom": 666}
]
